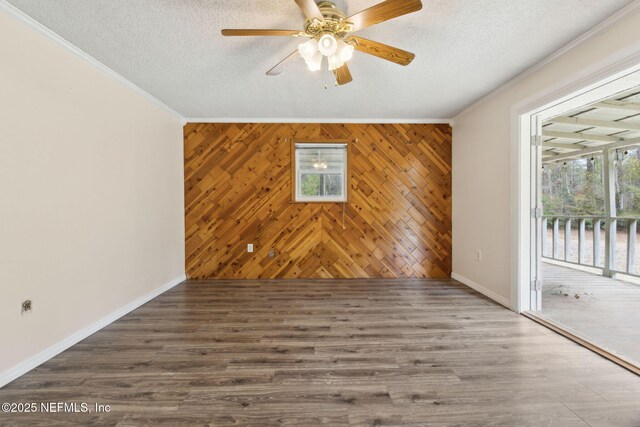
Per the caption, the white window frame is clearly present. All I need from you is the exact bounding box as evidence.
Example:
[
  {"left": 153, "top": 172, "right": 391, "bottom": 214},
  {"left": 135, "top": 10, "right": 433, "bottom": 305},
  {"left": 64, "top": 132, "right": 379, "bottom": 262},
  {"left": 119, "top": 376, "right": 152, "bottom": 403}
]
[{"left": 294, "top": 142, "right": 348, "bottom": 203}]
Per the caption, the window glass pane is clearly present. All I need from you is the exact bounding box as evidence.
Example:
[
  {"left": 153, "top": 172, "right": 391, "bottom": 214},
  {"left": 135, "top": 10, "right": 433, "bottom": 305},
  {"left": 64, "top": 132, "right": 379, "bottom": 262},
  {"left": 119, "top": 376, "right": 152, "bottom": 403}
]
[
  {"left": 297, "top": 146, "right": 345, "bottom": 173},
  {"left": 324, "top": 174, "right": 343, "bottom": 196},
  {"left": 300, "top": 174, "right": 322, "bottom": 196},
  {"left": 295, "top": 143, "right": 347, "bottom": 202}
]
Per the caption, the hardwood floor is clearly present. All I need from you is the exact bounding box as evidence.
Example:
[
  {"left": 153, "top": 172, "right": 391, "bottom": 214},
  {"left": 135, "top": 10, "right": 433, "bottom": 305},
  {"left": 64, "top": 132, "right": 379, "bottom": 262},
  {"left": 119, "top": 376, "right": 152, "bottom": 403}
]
[
  {"left": 1, "top": 278, "right": 639, "bottom": 426},
  {"left": 540, "top": 262, "right": 640, "bottom": 367}
]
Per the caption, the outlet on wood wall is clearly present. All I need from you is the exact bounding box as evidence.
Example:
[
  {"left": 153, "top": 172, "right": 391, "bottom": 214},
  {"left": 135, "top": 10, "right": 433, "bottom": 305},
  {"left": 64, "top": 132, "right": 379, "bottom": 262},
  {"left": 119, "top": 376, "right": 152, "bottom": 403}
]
[{"left": 184, "top": 123, "right": 452, "bottom": 279}]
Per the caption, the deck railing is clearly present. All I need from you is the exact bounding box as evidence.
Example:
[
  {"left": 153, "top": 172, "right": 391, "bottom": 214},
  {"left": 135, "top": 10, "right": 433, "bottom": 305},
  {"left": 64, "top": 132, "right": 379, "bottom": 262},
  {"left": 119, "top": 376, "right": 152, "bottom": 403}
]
[{"left": 542, "top": 215, "right": 640, "bottom": 277}]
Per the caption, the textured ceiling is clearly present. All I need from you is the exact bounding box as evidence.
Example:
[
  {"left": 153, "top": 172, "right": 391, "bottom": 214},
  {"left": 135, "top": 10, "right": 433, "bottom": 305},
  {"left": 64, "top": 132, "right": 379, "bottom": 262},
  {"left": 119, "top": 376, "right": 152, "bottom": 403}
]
[{"left": 6, "top": 0, "right": 634, "bottom": 120}]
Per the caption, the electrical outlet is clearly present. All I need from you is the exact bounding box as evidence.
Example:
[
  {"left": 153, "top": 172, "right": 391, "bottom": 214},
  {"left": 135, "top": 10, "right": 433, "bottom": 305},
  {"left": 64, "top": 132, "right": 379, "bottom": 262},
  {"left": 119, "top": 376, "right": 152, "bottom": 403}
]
[
  {"left": 21, "top": 300, "right": 32, "bottom": 315},
  {"left": 247, "top": 244, "right": 254, "bottom": 253},
  {"left": 476, "top": 250, "right": 482, "bottom": 262}
]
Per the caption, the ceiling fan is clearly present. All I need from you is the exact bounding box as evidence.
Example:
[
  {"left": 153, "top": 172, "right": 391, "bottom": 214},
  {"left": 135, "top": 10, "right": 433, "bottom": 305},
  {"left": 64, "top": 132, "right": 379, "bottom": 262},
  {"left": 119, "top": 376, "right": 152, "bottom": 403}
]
[{"left": 221, "top": 0, "right": 422, "bottom": 86}]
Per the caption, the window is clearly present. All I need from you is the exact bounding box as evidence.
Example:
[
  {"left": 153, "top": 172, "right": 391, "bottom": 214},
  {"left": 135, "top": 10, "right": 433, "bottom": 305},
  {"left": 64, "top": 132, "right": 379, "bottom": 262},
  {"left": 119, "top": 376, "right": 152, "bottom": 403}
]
[{"left": 294, "top": 142, "right": 348, "bottom": 202}]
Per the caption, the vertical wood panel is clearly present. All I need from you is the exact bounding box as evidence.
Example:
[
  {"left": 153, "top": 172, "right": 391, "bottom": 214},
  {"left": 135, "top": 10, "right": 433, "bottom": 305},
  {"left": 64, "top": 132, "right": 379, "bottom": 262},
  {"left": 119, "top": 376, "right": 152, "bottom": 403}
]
[{"left": 184, "top": 123, "right": 452, "bottom": 279}]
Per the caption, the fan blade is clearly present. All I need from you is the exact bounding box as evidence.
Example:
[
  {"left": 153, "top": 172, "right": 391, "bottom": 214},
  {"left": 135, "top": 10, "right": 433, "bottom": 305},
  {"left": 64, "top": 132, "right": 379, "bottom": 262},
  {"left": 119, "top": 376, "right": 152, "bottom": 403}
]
[
  {"left": 267, "top": 51, "right": 300, "bottom": 76},
  {"left": 334, "top": 64, "right": 353, "bottom": 86},
  {"left": 347, "top": 36, "right": 415, "bottom": 66},
  {"left": 343, "top": 0, "right": 422, "bottom": 32},
  {"left": 294, "top": 0, "right": 324, "bottom": 21},
  {"left": 222, "top": 29, "right": 305, "bottom": 37}
]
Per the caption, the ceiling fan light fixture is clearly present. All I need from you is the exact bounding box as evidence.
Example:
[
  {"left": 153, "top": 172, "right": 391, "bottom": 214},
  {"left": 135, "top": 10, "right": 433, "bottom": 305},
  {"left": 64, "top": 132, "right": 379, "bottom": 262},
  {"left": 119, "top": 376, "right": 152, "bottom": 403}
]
[
  {"left": 307, "top": 51, "right": 323, "bottom": 71},
  {"left": 337, "top": 40, "right": 354, "bottom": 63},
  {"left": 298, "top": 38, "right": 318, "bottom": 61},
  {"left": 327, "top": 53, "right": 343, "bottom": 71},
  {"left": 222, "top": 0, "right": 424, "bottom": 85},
  {"left": 318, "top": 33, "right": 338, "bottom": 56}
]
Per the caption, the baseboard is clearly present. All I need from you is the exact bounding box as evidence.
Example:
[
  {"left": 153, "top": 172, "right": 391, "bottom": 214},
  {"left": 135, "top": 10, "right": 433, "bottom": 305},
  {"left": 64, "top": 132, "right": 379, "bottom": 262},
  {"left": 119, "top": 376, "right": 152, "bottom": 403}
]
[
  {"left": 451, "top": 272, "right": 513, "bottom": 310},
  {"left": 0, "top": 274, "right": 186, "bottom": 388}
]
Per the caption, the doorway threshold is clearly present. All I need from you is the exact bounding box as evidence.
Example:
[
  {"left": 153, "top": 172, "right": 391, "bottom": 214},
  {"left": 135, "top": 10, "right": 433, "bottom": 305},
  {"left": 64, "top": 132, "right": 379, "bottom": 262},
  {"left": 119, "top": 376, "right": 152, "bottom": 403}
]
[{"left": 522, "top": 311, "right": 639, "bottom": 376}]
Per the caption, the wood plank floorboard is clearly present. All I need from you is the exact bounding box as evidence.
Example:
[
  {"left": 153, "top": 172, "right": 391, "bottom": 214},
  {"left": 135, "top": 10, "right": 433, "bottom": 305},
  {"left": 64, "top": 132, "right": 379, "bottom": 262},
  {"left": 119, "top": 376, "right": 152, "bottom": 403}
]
[{"left": 1, "top": 278, "right": 639, "bottom": 426}]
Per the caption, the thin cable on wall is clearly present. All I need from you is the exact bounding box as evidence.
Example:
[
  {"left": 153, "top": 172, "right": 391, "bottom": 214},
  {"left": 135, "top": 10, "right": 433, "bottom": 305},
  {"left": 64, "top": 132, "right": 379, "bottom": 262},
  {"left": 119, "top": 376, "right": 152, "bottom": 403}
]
[
  {"left": 342, "top": 200, "right": 346, "bottom": 230},
  {"left": 342, "top": 138, "right": 357, "bottom": 230}
]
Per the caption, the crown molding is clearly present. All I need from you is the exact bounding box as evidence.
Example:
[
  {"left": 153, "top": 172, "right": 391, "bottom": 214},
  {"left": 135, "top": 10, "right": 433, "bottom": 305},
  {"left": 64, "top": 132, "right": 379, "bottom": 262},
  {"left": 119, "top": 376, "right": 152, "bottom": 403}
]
[
  {"left": 453, "top": 0, "right": 640, "bottom": 120},
  {"left": 0, "top": 0, "right": 186, "bottom": 125},
  {"left": 184, "top": 118, "right": 452, "bottom": 125}
]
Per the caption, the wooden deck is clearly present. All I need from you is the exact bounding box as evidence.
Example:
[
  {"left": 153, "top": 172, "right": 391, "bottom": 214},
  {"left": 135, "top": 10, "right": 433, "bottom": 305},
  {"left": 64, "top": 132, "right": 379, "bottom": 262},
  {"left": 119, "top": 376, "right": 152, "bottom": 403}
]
[
  {"left": 541, "top": 262, "right": 640, "bottom": 365},
  {"left": 1, "top": 277, "right": 639, "bottom": 425}
]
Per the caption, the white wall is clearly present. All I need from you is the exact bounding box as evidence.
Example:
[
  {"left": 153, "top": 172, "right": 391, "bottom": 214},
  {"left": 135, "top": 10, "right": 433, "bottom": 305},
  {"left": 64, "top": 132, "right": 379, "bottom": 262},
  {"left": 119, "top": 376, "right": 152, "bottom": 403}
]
[
  {"left": 452, "top": 5, "right": 640, "bottom": 309},
  {"left": 0, "top": 10, "right": 185, "bottom": 384}
]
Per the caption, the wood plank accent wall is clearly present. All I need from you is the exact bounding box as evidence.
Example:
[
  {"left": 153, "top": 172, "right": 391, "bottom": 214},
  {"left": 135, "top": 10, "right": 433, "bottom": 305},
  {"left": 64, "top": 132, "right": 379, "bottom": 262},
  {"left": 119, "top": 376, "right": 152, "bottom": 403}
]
[{"left": 184, "top": 123, "right": 452, "bottom": 279}]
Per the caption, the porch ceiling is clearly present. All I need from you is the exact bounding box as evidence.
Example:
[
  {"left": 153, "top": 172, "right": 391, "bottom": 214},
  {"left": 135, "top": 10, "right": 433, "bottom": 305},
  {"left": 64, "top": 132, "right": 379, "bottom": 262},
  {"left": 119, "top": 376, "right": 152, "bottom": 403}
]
[{"left": 542, "top": 88, "right": 640, "bottom": 163}]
